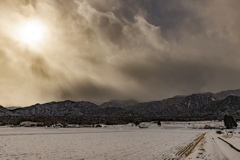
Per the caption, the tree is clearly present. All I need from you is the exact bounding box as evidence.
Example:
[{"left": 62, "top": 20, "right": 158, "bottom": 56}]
[
  {"left": 224, "top": 115, "right": 238, "bottom": 129},
  {"left": 134, "top": 121, "right": 140, "bottom": 126}
]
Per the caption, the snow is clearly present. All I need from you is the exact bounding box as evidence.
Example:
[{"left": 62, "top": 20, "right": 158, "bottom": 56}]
[
  {"left": 0, "top": 121, "right": 239, "bottom": 160},
  {"left": 185, "top": 130, "right": 240, "bottom": 160}
]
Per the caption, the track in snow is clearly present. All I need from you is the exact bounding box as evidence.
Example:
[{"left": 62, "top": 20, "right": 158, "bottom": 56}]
[{"left": 186, "top": 131, "right": 240, "bottom": 160}]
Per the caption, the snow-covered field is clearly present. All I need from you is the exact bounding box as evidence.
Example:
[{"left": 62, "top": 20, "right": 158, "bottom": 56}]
[{"left": 0, "top": 121, "right": 239, "bottom": 160}]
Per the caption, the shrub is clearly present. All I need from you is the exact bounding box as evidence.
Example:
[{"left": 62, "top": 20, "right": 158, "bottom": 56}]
[
  {"left": 224, "top": 115, "right": 238, "bottom": 129},
  {"left": 134, "top": 121, "right": 140, "bottom": 126}
]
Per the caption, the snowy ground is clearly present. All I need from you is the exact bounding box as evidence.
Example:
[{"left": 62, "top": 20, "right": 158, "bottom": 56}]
[
  {"left": 186, "top": 129, "right": 240, "bottom": 160},
  {"left": 0, "top": 121, "right": 239, "bottom": 160}
]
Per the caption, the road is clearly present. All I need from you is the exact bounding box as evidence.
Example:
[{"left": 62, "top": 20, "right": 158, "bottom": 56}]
[{"left": 186, "top": 131, "right": 240, "bottom": 160}]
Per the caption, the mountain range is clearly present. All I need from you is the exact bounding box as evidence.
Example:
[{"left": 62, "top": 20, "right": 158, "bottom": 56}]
[{"left": 2, "top": 89, "right": 240, "bottom": 118}]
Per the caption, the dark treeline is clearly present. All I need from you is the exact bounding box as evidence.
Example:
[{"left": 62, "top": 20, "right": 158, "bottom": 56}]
[{"left": 0, "top": 115, "right": 228, "bottom": 126}]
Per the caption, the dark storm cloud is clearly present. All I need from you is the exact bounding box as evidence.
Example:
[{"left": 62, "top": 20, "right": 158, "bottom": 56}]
[
  {"left": 60, "top": 79, "right": 124, "bottom": 103},
  {"left": 119, "top": 57, "right": 240, "bottom": 100},
  {"left": 90, "top": 0, "right": 206, "bottom": 39},
  {"left": 83, "top": 0, "right": 240, "bottom": 101},
  {"left": 1, "top": 0, "right": 240, "bottom": 106}
]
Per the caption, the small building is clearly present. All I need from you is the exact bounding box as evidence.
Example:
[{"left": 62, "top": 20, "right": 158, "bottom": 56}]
[
  {"left": 139, "top": 123, "right": 148, "bottom": 128},
  {"left": 66, "top": 124, "right": 80, "bottom": 128},
  {"left": 51, "top": 123, "right": 63, "bottom": 128},
  {"left": 20, "top": 121, "right": 44, "bottom": 127}
]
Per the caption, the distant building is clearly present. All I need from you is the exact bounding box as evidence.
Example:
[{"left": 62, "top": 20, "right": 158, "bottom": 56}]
[
  {"left": 139, "top": 123, "right": 148, "bottom": 128},
  {"left": 66, "top": 124, "right": 80, "bottom": 128},
  {"left": 51, "top": 123, "right": 63, "bottom": 128},
  {"left": 20, "top": 121, "right": 44, "bottom": 127}
]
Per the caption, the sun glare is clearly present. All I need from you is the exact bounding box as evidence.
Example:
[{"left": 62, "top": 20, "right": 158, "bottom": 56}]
[{"left": 19, "top": 20, "right": 46, "bottom": 46}]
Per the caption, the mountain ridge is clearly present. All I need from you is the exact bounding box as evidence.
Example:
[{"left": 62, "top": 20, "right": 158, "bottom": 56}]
[{"left": 2, "top": 89, "right": 240, "bottom": 118}]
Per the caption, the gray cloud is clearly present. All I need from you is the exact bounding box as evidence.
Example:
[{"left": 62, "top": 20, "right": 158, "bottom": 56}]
[
  {"left": 0, "top": 0, "right": 240, "bottom": 106},
  {"left": 59, "top": 79, "right": 124, "bottom": 104}
]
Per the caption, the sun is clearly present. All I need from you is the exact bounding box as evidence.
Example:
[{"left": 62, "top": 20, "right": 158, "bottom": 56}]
[{"left": 19, "top": 20, "right": 46, "bottom": 46}]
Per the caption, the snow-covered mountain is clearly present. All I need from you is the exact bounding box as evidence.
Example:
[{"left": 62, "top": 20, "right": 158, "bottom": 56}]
[
  {"left": 0, "top": 89, "right": 240, "bottom": 118},
  {"left": 12, "top": 100, "right": 98, "bottom": 116},
  {"left": 100, "top": 99, "right": 138, "bottom": 108},
  {"left": 10, "top": 100, "right": 136, "bottom": 117},
  {"left": 214, "top": 89, "right": 240, "bottom": 100}
]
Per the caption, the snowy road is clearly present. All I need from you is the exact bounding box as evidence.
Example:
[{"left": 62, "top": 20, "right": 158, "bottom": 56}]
[{"left": 186, "top": 131, "right": 240, "bottom": 160}]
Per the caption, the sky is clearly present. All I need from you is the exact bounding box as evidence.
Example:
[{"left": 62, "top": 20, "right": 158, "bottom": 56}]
[{"left": 0, "top": 0, "right": 240, "bottom": 107}]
